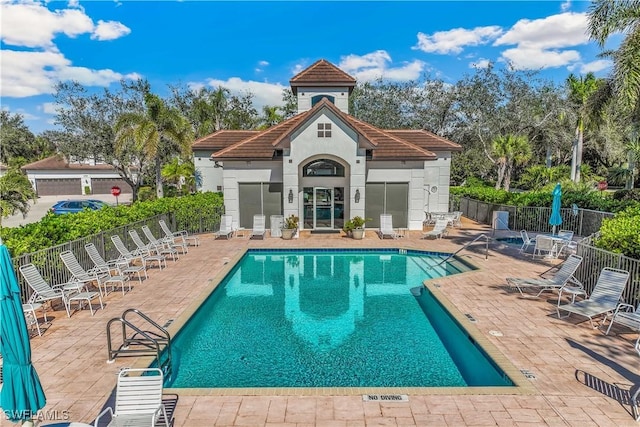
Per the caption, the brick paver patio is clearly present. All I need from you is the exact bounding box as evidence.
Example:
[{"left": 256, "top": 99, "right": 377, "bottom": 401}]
[{"left": 15, "top": 218, "right": 640, "bottom": 426}]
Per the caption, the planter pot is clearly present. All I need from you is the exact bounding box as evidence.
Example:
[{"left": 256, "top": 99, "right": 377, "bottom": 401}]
[
  {"left": 352, "top": 228, "right": 365, "bottom": 240},
  {"left": 281, "top": 228, "right": 297, "bottom": 240}
]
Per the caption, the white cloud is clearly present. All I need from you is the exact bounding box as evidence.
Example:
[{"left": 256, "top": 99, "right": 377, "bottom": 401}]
[
  {"left": 91, "top": 20, "right": 131, "bottom": 41},
  {"left": 561, "top": 1, "right": 572, "bottom": 12},
  {"left": 569, "top": 59, "right": 613, "bottom": 74},
  {"left": 0, "top": 0, "right": 130, "bottom": 48},
  {"left": 500, "top": 47, "right": 581, "bottom": 70},
  {"left": 198, "top": 78, "right": 287, "bottom": 109},
  {"left": 470, "top": 58, "right": 490, "bottom": 69},
  {"left": 291, "top": 63, "right": 305, "bottom": 76},
  {"left": 41, "top": 102, "right": 58, "bottom": 114},
  {"left": 413, "top": 26, "right": 503, "bottom": 54},
  {"left": 258, "top": 60, "right": 269, "bottom": 67},
  {"left": 493, "top": 12, "right": 590, "bottom": 70},
  {"left": 494, "top": 12, "right": 589, "bottom": 49},
  {"left": 1, "top": 49, "right": 141, "bottom": 97},
  {"left": 338, "top": 51, "right": 426, "bottom": 82}
]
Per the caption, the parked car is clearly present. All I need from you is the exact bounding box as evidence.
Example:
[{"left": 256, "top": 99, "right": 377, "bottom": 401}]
[{"left": 49, "top": 199, "right": 110, "bottom": 215}]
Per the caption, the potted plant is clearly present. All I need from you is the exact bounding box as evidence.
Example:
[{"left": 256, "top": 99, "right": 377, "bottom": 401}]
[
  {"left": 281, "top": 214, "right": 299, "bottom": 240},
  {"left": 345, "top": 216, "right": 369, "bottom": 240}
]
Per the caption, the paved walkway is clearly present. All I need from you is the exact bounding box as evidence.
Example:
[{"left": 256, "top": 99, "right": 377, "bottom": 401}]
[{"left": 17, "top": 219, "right": 640, "bottom": 426}]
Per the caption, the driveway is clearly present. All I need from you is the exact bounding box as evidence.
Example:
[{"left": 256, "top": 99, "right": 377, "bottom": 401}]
[{"left": 1, "top": 193, "right": 133, "bottom": 228}]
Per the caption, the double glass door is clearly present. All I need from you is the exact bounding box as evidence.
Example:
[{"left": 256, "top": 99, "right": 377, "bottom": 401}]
[{"left": 303, "top": 187, "right": 344, "bottom": 229}]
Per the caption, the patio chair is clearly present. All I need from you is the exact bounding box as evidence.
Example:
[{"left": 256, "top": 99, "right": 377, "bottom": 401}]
[
  {"left": 604, "top": 301, "right": 640, "bottom": 336},
  {"left": 422, "top": 218, "right": 448, "bottom": 239},
  {"left": 85, "top": 242, "right": 146, "bottom": 285},
  {"left": 159, "top": 219, "right": 199, "bottom": 250},
  {"left": 19, "top": 263, "right": 103, "bottom": 317},
  {"left": 378, "top": 214, "right": 401, "bottom": 239},
  {"left": 141, "top": 225, "right": 180, "bottom": 261},
  {"left": 506, "top": 254, "right": 583, "bottom": 298},
  {"left": 131, "top": 228, "right": 176, "bottom": 262},
  {"left": 128, "top": 230, "right": 169, "bottom": 268},
  {"left": 519, "top": 230, "right": 536, "bottom": 253},
  {"left": 557, "top": 267, "right": 630, "bottom": 328},
  {"left": 250, "top": 214, "right": 266, "bottom": 239},
  {"left": 111, "top": 235, "right": 154, "bottom": 272},
  {"left": 533, "top": 235, "right": 557, "bottom": 259},
  {"left": 60, "top": 250, "right": 124, "bottom": 297},
  {"left": 215, "top": 214, "right": 235, "bottom": 239},
  {"left": 94, "top": 367, "right": 169, "bottom": 427}
]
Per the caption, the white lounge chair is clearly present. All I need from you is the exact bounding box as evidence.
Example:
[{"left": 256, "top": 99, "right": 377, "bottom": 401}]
[
  {"left": 506, "top": 254, "right": 583, "bottom": 298},
  {"left": 85, "top": 242, "right": 146, "bottom": 285},
  {"left": 60, "top": 250, "right": 124, "bottom": 297},
  {"left": 378, "top": 214, "right": 401, "bottom": 239},
  {"left": 215, "top": 214, "right": 235, "bottom": 239},
  {"left": 605, "top": 301, "right": 640, "bottom": 336},
  {"left": 159, "top": 219, "right": 199, "bottom": 250},
  {"left": 142, "top": 225, "right": 179, "bottom": 260},
  {"left": 422, "top": 218, "right": 448, "bottom": 239},
  {"left": 250, "top": 214, "right": 266, "bottom": 239},
  {"left": 19, "top": 263, "right": 103, "bottom": 317},
  {"left": 128, "top": 230, "right": 169, "bottom": 268},
  {"left": 94, "top": 367, "right": 169, "bottom": 427},
  {"left": 111, "top": 235, "right": 155, "bottom": 272},
  {"left": 557, "top": 267, "right": 630, "bottom": 328}
]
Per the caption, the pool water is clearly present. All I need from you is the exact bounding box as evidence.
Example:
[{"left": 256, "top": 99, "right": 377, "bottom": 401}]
[
  {"left": 162, "top": 249, "right": 512, "bottom": 388},
  {"left": 495, "top": 236, "right": 524, "bottom": 245}
]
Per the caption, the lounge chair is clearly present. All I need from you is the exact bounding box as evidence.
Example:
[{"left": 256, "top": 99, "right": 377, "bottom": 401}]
[
  {"left": 378, "top": 214, "right": 401, "bottom": 239},
  {"left": 131, "top": 228, "right": 176, "bottom": 262},
  {"left": 422, "top": 218, "right": 448, "bottom": 239},
  {"left": 141, "top": 225, "right": 180, "bottom": 260},
  {"left": 159, "top": 219, "right": 199, "bottom": 250},
  {"left": 519, "top": 230, "right": 536, "bottom": 253},
  {"left": 506, "top": 254, "right": 583, "bottom": 298},
  {"left": 85, "top": 242, "right": 146, "bottom": 285},
  {"left": 557, "top": 267, "right": 630, "bottom": 328},
  {"left": 94, "top": 367, "right": 169, "bottom": 427},
  {"left": 19, "top": 263, "right": 103, "bottom": 317},
  {"left": 604, "top": 301, "right": 640, "bottom": 336},
  {"left": 215, "top": 214, "right": 235, "bottom": 239},
  {"left": 250, "top": 214, "right": 266, "bottom": 239},
  {"left": 60, "top": 250, "right": 124, "bottom": 297},
  {"left": 111, "top": 235, "right": 155, "bottom": 272}
]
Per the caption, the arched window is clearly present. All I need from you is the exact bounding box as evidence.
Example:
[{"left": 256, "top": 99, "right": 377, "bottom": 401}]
[
  {"left": 311, "top": 95, "right": 335, "bottom": 107},
  {"left": 303, "top": 159, "right": 345, "bottom": 177}
]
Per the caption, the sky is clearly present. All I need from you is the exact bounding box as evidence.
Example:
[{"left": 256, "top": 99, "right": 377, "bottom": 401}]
[{"left": 0, "top": 0, "right": 619, "bottom": 133}]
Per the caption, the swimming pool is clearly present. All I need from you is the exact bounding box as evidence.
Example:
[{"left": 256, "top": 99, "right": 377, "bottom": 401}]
[{"left": 160, "top": 249, "right": 515, "bottom": 389}]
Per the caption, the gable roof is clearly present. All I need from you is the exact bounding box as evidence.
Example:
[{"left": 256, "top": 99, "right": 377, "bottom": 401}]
[
  {"left": 21, "top": 155, "right": 116, "bottom": 171},
  {"left": 192, "top": 130, "right": 260, "bottom": 151},
  {"left": 211, "top": 98, "right": 460, "bottom": 161},
  {"left": 289, "top": 59, "right": 356, "bottom": 95}
]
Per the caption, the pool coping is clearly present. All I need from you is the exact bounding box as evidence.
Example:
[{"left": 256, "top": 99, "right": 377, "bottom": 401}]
[{"left": 132, "top": 247, "right": 535, "bottom": 396}]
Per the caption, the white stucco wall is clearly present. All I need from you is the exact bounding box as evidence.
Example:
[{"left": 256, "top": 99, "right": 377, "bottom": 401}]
[
  {"left": 194, "top": 152, "right": 223, "bottom": 193},
  {"left": 423, "top": 152, "right": 454, "bottom": 214},
  {"left": 285, "top": 111, "right": 366, "bottom": 227},
  {"left": 296, "top": 87, "right": 350, "bottom": 113}
]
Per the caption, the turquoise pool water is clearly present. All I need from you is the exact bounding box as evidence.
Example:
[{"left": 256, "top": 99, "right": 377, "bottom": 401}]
[
  {"left": 162, "top": 249, "right": 513, "bottom": 388},
  {"left": 496, "top": 237, "right": 525, "bottom": 245}
]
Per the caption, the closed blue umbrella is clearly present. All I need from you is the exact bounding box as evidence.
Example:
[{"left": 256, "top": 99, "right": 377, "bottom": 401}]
[
  {"left": 0, "top": 239, "right": 46, "bottom": 423},
  {"left": 549, "top": 183, "right": 563, "bottom": 235}
]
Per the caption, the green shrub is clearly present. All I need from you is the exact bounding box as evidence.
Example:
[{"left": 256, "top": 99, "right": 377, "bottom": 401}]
[
  {"left": 0, "top": 192, "right": 223, "bottom": 257},
  {"left": 137, "top": 186, "right": 155, "bottom": 201},
  {"left": 594, "top": 206, "right": 640, "bottom": 259}
]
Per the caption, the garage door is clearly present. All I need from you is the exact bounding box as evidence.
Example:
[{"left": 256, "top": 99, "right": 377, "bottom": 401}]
[
  {"left": 92, "top": 178, "right": 132, "bottom": 194},
  {"left": 36, "top": 178, "right": 82, "bottom": 196}
]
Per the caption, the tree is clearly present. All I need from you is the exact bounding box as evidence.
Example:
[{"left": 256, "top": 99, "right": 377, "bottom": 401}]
[
  {"left": 490, "top": 134, "right": 532, "bottom": 191},
  {"left": 115, "top": 92, "right": 193, "bottom": 199},
  {"left": 0, "top": 168, "right": 36, "bottom": 224},
  {"left": 257, "top": 105, "right": 283, "bottom": 130},
  {"left": 161, "top": 157, "right": 196, "bottom": 194},
  {"left": 588, "top": 0, "right": 640, "bottom": 118},
  {"left": 53, "top": 80, "right": 149, "bottom": 200},
  {"left": 0, "top": 111, "right": 38, "bottom": 166},
  {"left": 566, "top": 73, "right": 599, "bottom": 182}
]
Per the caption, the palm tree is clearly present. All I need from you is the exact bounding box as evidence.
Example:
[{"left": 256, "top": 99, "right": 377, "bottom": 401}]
[
  {"left": 566, "top": 73, "right": 599, "bottom": 183},
  {"left": 257, "top": 105, "right": 284, "bottom": 130},
  {"left": 490, "top": 134, "right": 532, "bottom": 191},
  {"left": 587, "top": 0, "right": 640, "bottom": 117},
  {"left": 0, "top": 169, "right": 36, "bottom": 224},
  {"left": 115, "top": 92, "right": 193, "bottom": 199},
  {"left": 161, "top": 157, "right": 196, "bottom": 194}
]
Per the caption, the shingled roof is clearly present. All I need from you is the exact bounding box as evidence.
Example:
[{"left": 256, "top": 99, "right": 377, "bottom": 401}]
[
  {"left": 210, "top": 98, "right": 460, "bottom": 161},
  {"left": 21, "top": 155, "right": 116, "bottom": 171},
  {"left": 289, "top": 59, "right": 356, "bottom": 95}
]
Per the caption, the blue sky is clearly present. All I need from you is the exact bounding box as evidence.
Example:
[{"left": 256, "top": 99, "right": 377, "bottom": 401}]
[{"left": 1, "top": 1, "right": 617, "bottom": 133}]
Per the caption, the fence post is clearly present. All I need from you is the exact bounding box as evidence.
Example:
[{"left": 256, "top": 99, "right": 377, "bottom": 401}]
[{"left": 579, "top": 209, "right": 584, "bottom": 236}]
